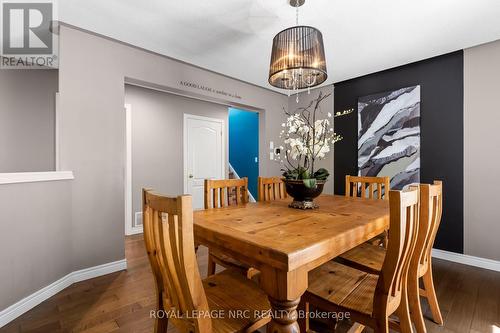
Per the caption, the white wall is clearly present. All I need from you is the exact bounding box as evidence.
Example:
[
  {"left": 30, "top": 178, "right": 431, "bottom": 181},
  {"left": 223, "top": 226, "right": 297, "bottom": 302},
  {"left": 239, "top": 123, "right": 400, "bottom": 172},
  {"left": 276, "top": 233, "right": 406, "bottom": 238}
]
[
  {"left": 125, "top": 85, "right": 228, "bottom": 222},
  {"left": 464, "top": 39, "right": 500, "bottom": 261},
  {"left": 57, "top": 24, "right": 288, "bottom": 271},
  {"left": 0, "top": 70, "right": 58, "bottom": 172}
]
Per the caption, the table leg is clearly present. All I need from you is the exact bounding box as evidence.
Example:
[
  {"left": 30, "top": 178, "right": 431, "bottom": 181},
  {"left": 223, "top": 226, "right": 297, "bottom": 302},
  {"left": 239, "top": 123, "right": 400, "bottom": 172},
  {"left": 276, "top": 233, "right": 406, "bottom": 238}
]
[
  {"left": 260, "top": 266, "right": 308, "bottom": 333},
  {"left": 267, "top": 297, "right": 301, "bottom": 333}
]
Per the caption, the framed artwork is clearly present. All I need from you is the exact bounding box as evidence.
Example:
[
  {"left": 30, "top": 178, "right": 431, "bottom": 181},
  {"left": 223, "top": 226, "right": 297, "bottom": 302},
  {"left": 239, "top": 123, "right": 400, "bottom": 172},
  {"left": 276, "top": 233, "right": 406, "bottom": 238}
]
[{"left": 358, "top": 85, "right": 421, "bottom": 190}]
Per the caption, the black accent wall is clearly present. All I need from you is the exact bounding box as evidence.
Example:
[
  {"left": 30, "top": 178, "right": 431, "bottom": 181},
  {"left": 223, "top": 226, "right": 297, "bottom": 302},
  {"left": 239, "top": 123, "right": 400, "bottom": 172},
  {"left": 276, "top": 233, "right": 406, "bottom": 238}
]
[{"left": 334, "top": 51, "right": 464, "bottom": 253}]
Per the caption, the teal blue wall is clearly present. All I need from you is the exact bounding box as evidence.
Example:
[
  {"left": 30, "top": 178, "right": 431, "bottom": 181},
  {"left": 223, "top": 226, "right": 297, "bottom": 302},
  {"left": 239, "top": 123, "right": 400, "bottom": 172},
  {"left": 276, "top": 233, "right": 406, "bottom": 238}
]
[{"left": 229, "top": 108, "right": 259, "bottom": 199}]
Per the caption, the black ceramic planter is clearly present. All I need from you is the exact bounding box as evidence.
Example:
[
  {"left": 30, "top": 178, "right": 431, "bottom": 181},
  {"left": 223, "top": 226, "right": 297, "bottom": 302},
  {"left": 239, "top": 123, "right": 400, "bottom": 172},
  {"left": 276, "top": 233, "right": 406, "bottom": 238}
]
[{"left": 284, "top": 179, "right": 326, "bottom": 209}]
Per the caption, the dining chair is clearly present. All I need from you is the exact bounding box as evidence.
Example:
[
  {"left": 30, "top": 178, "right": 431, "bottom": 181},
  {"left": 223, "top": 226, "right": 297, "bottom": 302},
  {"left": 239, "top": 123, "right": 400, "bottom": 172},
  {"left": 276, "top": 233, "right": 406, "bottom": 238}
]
[
  {"left": 300, "top": 188, "right": 420, "bottom": 333},
  {"left": 204, "top": 178, "right": 250, "bottom": 276},
  {"left": 257, "top": 176, "right": 287, "bottom": 201},
  {"left": 338, "top": 181, "right": 443, "bottom": 332},
  {"left": 345, "top": 175, "right": 391, "bottom": 200},
  {"left": 345, "top": 175, "right": 391, "bottom": 247},
  {"left": 142, "top": 189, "right": 271, "bottom": 333},
  {"left": 205, "top": 178, "right": 249, "bottom": 209}
]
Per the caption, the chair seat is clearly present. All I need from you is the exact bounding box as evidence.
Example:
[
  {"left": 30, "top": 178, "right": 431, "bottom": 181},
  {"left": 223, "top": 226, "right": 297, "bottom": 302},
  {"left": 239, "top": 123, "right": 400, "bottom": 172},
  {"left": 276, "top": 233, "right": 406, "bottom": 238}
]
[
  {"left": 210, "top": 248, "right": 250, "bottom": 272},
  {"left": 203, "top": 269, "right": 271, "bottom": 332},
  {"left": 338, "top": 242, "right": 385, "bottom": 273},
  {"left": 307, "top": 261, "right": 378, "bottom": 316},
  {"left": 339, "top": 243, "right": 428, "bottom": 279},
  {"left": 338, "top": 273, "right": 378, "bottom": 316}
]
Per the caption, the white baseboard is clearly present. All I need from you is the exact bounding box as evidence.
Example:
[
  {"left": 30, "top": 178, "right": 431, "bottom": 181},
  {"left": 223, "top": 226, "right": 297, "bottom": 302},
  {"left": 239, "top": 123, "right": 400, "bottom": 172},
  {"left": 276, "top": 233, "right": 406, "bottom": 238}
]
[
  {"left": 0, "top": 259, "right": 127, "bottom": 328},
  {"left": 432, "top": 248, "right": 500, "bottom": 272},
  {"left": 125, "top": 212, "right": 143, "bottom": 236},
  {"left": 125, "top": 224, "right": 143, "bottom": 236},
  {"left": 126, "top": 225, "right": 143, "bottom": 236}
]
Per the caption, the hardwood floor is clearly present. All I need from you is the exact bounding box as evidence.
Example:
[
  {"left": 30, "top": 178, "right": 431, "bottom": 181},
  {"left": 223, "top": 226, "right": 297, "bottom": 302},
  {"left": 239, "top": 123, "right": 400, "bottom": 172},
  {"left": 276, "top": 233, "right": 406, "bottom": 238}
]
[{"left": 2, "top": 235, "right": 499, "bottom": 333}]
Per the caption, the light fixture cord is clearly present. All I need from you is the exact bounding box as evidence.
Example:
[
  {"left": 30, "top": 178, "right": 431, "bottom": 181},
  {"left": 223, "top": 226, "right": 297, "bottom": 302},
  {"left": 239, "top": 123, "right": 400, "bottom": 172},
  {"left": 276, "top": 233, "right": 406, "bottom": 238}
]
[{"left": 295, "top": 0, "right": 299, "bottom": 25}]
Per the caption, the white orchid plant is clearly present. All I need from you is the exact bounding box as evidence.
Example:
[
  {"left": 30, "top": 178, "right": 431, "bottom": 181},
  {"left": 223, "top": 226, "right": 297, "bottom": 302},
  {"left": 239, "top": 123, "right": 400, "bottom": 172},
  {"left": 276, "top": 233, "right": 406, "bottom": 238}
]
[{"left": 276, "top": 91, "right": 352, "bottom": 188}]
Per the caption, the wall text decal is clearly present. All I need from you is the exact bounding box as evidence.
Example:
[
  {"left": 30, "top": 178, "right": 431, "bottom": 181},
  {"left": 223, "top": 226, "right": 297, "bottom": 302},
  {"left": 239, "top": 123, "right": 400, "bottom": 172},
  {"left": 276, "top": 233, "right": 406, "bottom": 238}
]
[{"left": 180, "top": 81, "right": 242, "bottom": 99}]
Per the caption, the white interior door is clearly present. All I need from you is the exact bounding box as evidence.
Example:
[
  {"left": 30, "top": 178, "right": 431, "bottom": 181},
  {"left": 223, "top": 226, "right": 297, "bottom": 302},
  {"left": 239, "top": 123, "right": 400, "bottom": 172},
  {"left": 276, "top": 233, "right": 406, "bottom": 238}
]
[{"left": 184, "top": 114, "right": 225, "bottom": 210}]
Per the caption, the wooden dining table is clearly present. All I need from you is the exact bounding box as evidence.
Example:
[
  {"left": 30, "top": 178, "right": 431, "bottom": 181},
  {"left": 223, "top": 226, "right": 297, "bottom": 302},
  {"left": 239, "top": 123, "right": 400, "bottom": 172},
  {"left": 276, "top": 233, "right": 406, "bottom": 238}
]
[{"left": 193, "top": 194, "right": 389, "bottom": 333}]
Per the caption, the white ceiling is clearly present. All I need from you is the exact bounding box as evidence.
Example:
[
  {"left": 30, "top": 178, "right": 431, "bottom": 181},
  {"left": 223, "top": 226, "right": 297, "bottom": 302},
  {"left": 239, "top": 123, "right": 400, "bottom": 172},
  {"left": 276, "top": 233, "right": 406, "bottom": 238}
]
[{"left": 60, "top": 0, "right": 500, "bottom": 93}]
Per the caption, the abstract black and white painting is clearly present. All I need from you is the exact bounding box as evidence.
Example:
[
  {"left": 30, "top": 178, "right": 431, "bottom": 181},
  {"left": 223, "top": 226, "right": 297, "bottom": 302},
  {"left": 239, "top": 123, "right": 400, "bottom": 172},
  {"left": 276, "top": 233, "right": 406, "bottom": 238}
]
[{"left": 358, "top": 85, "right": 420, "bottom": 190}]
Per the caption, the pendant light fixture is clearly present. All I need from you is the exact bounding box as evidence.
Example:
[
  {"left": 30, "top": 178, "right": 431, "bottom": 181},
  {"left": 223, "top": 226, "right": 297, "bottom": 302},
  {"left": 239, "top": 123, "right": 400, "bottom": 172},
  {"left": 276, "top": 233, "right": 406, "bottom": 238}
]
[{"left": 268, "top": 0, "right": 327, "bottom": 99}]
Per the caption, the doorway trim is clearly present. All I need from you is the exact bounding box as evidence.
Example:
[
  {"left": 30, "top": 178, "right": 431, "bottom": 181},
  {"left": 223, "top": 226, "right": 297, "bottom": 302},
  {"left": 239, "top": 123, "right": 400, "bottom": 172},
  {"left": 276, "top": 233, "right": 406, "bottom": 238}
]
[
  {"left": 183, "top": 113, "right": 226, "bottom": 196},
  {"left": 125, "top": 104, "right": 143, "bottom": 236}
]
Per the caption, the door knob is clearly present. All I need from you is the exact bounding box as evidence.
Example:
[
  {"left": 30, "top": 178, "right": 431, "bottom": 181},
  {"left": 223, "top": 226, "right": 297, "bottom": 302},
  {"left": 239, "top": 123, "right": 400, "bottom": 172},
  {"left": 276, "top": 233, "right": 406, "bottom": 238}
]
[{"left": 189, "top": 174, "right": 194, "bottom": 178}]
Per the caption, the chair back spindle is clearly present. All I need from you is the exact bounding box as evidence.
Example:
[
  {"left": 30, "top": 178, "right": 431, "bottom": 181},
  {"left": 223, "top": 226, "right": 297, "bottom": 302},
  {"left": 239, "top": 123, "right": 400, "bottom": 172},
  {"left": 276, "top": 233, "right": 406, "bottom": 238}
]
[{"left": 413, "top": 181, "right": 443, "bottom": 272}]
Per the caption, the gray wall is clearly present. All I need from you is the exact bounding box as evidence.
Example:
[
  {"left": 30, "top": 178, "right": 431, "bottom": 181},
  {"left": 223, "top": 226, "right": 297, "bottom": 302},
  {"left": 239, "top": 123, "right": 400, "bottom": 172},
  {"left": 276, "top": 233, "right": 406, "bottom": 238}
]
[
  {"left": 57, "top": 24, "right": 288, "bottom": 271},
  {"left": 464, "top": 40, "right": 500, "bottom": 261},
  {"left": 0, "top": 70, "right": 58, "bottom": 172},
  {"left": 125, "top": 85, "right": 228, "bottom": 221},
  {"left": 289, "top": 86, "right": 335, "bottom": 194},
  {"left": 0, "top": 180, "right": 72, "bottom": 310}
]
